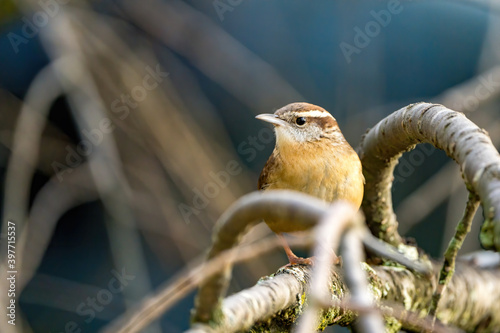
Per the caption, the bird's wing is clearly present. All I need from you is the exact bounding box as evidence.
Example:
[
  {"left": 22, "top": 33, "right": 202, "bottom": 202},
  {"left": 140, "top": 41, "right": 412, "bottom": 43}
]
[{"left": 258, "top": 151, "right": 279, "bottom": 190}]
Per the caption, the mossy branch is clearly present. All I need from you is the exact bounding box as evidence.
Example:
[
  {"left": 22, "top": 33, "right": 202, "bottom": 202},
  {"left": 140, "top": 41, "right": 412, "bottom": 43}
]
[
  {"left": 430, "top": 193, "right": 480, "bottom": 317},
  {"left": 188, "top": 262, "right": 500, "bottom": 332},
  {"left": 191, "top": 191, "right": 425, "bottom": 326}
]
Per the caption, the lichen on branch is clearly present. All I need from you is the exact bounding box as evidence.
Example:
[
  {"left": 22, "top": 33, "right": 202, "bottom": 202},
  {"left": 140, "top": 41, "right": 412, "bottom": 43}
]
[{"left": 188, "top": 262, "right": 500, "bottom": 332}]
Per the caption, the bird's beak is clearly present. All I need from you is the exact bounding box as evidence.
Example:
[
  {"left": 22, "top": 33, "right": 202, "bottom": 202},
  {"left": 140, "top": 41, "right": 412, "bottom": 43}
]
[{"left": 255, "top": 114, "right": 288, "bottom": 127}]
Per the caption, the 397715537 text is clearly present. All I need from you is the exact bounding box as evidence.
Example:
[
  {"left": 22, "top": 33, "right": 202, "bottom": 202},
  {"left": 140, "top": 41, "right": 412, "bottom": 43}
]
[{"left": 6, "top": 221, "right": 17, "bottom": 326}]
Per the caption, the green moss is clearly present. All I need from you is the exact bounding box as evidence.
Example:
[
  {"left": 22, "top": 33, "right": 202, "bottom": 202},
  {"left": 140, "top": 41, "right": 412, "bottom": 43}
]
[
  {"left": 250, "top": 274, "right": 309, "bottom": 332},
  {"left": 480, "top": 218, "right": 494, "bottom": 250},
  {"left": 249, "top": 298, "right": 305, "bottom": 332},
  {"left": 384, "top": 315, "right": 403, "bottom": 332}
]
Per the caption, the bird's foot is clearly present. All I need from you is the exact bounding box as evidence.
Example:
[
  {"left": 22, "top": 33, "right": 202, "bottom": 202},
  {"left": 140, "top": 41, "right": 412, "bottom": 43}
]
[
  {"left": 285, "top": 253, "right": 314, "bottom": 267},
  {"left": 333, "top": 255, "right": 342, "bottom": 267},
  {"left": 282, "top": 254, "right": 342, "bottom": 268}
]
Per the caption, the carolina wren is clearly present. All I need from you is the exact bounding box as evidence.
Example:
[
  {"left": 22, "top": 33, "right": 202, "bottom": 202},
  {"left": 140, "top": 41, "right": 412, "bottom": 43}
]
[{"left": 256, "top": 102, "right": 364, "bottom": 265}]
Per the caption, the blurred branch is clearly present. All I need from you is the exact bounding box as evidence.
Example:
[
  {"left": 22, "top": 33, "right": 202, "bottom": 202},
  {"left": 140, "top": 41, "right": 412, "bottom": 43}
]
[
  {"left": 17, "top": 164, "right": 97, "bottom": 292},
  {"left": 436, "top": 65, "right": 500, "bottom": 114},
  {"left": 68, "top": 7, "right": 254, "bottom": 232},
  {"left": 102, "top": 196, "right": 429, "bottom": 333},
  {"left": 119, "top": 0, "right": 303, "bottom": 112},
  {"left": 36, "top": 7, "right": 160, "bottom": 332},
  {"left": 296, "top": 203, "right": 385, "bottom": 333}
]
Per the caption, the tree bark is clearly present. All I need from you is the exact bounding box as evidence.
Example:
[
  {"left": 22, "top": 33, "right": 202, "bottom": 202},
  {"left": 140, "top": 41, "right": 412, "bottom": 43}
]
[
  {"left": 188, "top": 263, "right": 500, "bottom": 332},
  {"left": 357, "top": 102, "right": 500, "bottom": 250}
]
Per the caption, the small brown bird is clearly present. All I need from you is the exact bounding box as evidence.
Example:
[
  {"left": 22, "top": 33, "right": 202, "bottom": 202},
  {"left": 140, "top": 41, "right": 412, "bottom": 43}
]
[{"left": 256, "top": 102, "right": 364, "bottom": 265}]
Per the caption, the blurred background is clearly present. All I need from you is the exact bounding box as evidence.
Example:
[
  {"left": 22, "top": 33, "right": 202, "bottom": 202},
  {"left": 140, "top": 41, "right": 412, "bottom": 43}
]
[{"left": 0, "top": 0, "right": 499, "bottom": 332}]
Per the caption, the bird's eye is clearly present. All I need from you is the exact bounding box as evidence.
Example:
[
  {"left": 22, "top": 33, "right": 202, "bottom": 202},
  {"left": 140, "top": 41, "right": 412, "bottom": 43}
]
[{"left": 295, "top": 117, "right": 306, "bottom": 126}]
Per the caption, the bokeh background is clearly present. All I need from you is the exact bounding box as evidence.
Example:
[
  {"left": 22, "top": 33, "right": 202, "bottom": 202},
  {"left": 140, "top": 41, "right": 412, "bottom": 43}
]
[{"left": 0, "top": 0, "right": 499, "bottom": 332}]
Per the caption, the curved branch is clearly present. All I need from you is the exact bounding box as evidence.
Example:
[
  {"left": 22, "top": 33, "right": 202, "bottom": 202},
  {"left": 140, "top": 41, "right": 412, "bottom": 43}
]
[
  {"left": 191, "top": 190, "right": 429, "bottom": 326},
  {"left": 18, "top": 164, "right": 98, "bottom": 292},
  {"left": 358, "top": 102, "right": 500, "bottom": 250},
  {"left": 192, "top": 190, "right": 329, "bottom": 324}
]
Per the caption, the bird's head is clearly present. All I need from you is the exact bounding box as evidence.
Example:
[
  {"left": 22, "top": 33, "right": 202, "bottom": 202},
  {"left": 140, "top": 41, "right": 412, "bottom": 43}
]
[{"left": 256, "top": 102, "right": 345, "bottom": 147}]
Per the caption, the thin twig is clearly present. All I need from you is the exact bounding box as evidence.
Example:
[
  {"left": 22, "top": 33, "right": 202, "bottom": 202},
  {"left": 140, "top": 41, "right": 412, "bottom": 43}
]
[
  {"left": 39, "top": 8, "right": 160, "bottom": 331},
  {"left": 429, "top": 193, "right": 480, "bottom": 317},
  {"left": 344, "top": 230, "right": 386, "bottom": 333},
  {"left": 120, "top": 0, "right": 303, "bottom": 112},
  {"left": 362, "top": 234, "right": 431, "bottom": 276},
  {"left": 100, "top": 235, "right": 307, "bottom": 333}
]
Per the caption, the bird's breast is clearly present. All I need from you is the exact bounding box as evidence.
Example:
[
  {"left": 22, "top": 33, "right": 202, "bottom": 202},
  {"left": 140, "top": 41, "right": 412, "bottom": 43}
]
[{"left": 269, "top": 144, "right": 364, "bottom": 208}]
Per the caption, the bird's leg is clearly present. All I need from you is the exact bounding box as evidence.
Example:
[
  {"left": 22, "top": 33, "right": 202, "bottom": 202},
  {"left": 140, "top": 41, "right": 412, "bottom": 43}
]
[
  {"left": 278, "top": 234, "right": 314, "bottom": 266},
  {"left": 278, "top": 234, "right": 342, "bottom": 266}
]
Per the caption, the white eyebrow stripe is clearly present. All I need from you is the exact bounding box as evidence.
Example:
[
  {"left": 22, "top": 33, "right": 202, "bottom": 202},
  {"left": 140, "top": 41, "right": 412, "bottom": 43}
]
[{"left": 298, "top": 110, "right": 334, "bottom": 118}]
